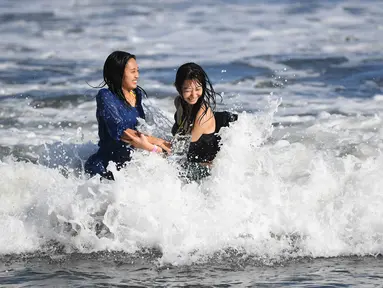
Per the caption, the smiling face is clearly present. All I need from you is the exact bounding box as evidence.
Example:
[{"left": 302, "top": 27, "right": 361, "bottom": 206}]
[
  {"left": 181, "top": 79, "right": 203, "bottom": 105},
  {"left": 122, "top": 58, "right": 139, "bottom": 91}
]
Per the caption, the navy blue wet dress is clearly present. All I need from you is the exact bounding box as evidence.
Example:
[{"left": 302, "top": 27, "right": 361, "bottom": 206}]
[{"left": 85, "top": 88, "right": 145, "bottom": 179}]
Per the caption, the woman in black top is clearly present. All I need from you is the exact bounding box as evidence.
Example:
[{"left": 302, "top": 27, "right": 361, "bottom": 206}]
[{"left": 171, "top": 63, "right": 237, "bottom": 180}]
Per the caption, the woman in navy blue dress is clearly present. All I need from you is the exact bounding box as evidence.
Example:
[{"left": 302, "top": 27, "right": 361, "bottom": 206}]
[{"left": 85, "top": 51, "right": 171, "bottom": 179}]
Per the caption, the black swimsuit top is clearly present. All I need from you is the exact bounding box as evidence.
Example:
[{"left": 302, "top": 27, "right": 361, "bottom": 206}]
[
  {"left": 187, "top": 133, "right": 221, "bottom": 163},
  {"left": 172, "top": 110, "right": 238, "bottom": 163}
]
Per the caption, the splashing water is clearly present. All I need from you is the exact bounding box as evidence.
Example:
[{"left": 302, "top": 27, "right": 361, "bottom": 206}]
[{"left": 1, "top": 97, "right": 383, "bottom": 267}]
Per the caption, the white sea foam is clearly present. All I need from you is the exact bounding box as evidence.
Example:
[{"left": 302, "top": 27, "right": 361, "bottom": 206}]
[{"left": 1, "top": 100, "right": 383, "bottom": 264}]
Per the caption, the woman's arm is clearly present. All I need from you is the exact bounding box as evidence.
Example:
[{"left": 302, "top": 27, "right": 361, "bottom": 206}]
[
  {"left": 121, "top": 129, "right": 170, "bottom": 153},
  {"left": 145, "top": 134, "right": 171, "bottom": 152},
  {"left": 191, "top": 106, "right": 216, "bottom": 142}
]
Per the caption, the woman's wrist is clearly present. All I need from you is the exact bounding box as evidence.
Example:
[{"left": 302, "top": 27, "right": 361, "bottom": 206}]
[
  {"left": 151, "top": 144, "right": 164, "bottom": 153},
  {"left": 151, "top": 144, "right": 158, "bottom": 153}
]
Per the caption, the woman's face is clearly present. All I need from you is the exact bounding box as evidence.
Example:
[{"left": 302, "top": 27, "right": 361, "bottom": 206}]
[
  {"left": 181, "top": 79, "right": 203, "bottom": 105},
  {"left": 122, "top": 58, "right": 139, "bottom": 91}
]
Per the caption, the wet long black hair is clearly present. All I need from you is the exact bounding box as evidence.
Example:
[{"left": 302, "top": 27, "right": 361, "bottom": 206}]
[
  {"left": 174, "top": 63, "right": 218, "bottom": 130},
  {"left": 97, "top": 50, "right": 147, "bottom": 104}
]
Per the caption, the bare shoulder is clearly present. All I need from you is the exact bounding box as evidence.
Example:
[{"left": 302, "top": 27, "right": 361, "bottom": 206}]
[
  {"left": 196, "top": 105, "right": 214, "bottom": 123},
  {"left": 194, "top": 105, "right": 215, "bottom": 133}
]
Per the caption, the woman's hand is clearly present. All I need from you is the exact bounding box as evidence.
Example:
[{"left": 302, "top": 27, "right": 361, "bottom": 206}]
[
  {"left": 137, "top": 132, "right": 151, "bottom": 148},
  {"left": 135, "top": 133, "right": 165, "bottom": 154},
  {"left": 122, "top": 129, "right": 171, "bottom": 154},
  {"left": 158, "top": 140, "right": 171, "bottom": 154},
  {"left": 122, "top": 130, "right": 150, "bottom": 150}
]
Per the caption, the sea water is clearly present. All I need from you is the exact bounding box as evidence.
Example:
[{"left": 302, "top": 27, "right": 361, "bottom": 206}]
[{"left": 1, "top": 0, "right": 383, "bottom": 286}]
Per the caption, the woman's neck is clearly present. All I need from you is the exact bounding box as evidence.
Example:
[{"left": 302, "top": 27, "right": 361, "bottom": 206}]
[
  {"left": 122, "top": 87, "right": 134, "bottom": 96},
  {"left": 122, "top": 88, "right": 136, "bottom": 106}
]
